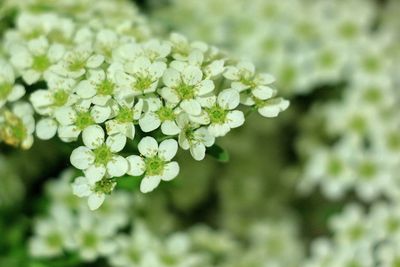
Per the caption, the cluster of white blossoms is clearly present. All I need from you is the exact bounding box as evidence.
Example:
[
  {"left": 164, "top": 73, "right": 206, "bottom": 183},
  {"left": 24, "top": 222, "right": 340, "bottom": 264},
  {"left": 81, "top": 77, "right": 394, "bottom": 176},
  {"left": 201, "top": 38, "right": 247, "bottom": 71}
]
[
  {"left": 154, "top": 0, "right": 378, "bottom": 95},
  {"left": 304, "top": 202, "right": 400, "bottom": 267},
  {"left": 30, "top": 170, "right": 304, "bottom": 267},
  {"left": 0, "top": 0, "right": 288, "bottom": 210}
]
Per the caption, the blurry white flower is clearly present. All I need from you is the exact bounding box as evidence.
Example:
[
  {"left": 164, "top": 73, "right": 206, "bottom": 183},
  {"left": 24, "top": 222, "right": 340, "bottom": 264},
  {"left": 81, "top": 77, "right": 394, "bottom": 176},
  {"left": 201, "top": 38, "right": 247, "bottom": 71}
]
[{"left": 0, "top": 59, "right": 25, "bottom": 108}]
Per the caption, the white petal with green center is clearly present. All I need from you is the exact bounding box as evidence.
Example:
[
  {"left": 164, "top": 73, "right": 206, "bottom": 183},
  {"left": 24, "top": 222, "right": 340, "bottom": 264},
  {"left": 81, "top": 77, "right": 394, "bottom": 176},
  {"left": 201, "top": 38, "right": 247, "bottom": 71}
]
[
  {"left": 182, "top": 66, "right": 202, "bottom": 85},
  {"left": 252, "top": 85, "right": 274, "bottom": 100},
  {"left": 158, "top": 139, "right": 178, "bottom": 161},
  {"left": 76, "top": 80, "right": 96, "bottom": 99},
  {"left": 91, "top": 105, "right": 111, "bottom": 123},
  {"left": 180, "top": 99, "right": 201, "bottom": 116},
  {"left": 36, "top": 118, "right": 57, "bottom": 140},
  {"left": 126, "top": 155, "right": 145, "bottom": 176},
  {"left": 30, "top": 90, "right": 52, "bottom": 111},
  {"left": 106, "top": 133, "right": 126, "bottom": 153},
  {"left": 88, "top": 193, "right": 105, "bottom": 211},
  {"left": 107, "top": 156, "right": 128, "bottom": 177},
  {"left": 72, "top": 177, "right": 91, "bottom": 197},
  {"left": 150, "top": 61, "right": 167, "bottom": 77},
  {"left": 140, "top": 175, "right": 161, "bottom": 193},
  {"left": 138, "top": 136, "right": 158, "bottom": 157},
  {"left": 162, "top": 162, "right": 179, "bottom": 181},
  {"left": 139, "top": 112, "right": 161, "bottom": 133},
  {"left": 227, "top": 110, "right": 245, "bottom": 128},
  {"left": 58, "top": 125, "right": 80, "bottom": 142},
  {"left": 82, "top": 125, "right": 104, "bottom": 149},
  {"left": 258, "top": 98, "right": 289, "bottom": 118},
  {"left": 218, "top": 89, "right": 240, "bottom": 110},
  {"left": 70, "top": 146, "right": 95, "bottom": 170},
  {"left": 84, "top": 165, "right": 106, "bottom": 184},
  {"left": 238, "top": 61, "right": 255, "bottom": 74}
]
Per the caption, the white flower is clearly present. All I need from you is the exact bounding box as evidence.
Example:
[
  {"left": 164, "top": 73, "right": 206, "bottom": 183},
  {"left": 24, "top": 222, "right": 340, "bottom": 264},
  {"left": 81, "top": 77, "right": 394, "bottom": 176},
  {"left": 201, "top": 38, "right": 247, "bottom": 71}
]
[
  {"left": 75, "top": 65, "right": 121, "bottom": 106},
  {"left": 70, "top": 125, "right": 128, "bottom": 180},
  {"left": 0, "top": 59, "right": 25, "bottom": 108},
  {"left": 161, "top": 65, "right": 214, "bottom": 116},
  {"left": 176, "top": 114, "right": 215, "bottom": 161},
  {"left": 126, "top": 136, "right": 180, "bottom": 193},
  {"left": 29, "top": 218, "right": 70, "bottom": 257},
  {"left": 115, "top": 56, "right": 166, "bottom": 99},
  {"left": 73, "top": 212, "right": 118, "bottom": 260},
  {"left": 139, "top": 97, "right": 181, "bottom": 135},
  {"left": 10, "top": 36, "right": 64, "bottom": 84},
  {"left": 55, "top": 103, "right": 110, "bottom": 142},
  {"left": 202, "top": 89, "right": 244, "bottom": 137},
  {"left": 52, "top": 44, "right": 104, "bottom": 78},
  {"left": 106, "top": 98, "right": 144, "bottom": 140},
  {"left": 224, "top": 61, "right": 275, "bottom": 97},
  {"left": 72, "top": 175, "right": 115, "bottom": 211}
]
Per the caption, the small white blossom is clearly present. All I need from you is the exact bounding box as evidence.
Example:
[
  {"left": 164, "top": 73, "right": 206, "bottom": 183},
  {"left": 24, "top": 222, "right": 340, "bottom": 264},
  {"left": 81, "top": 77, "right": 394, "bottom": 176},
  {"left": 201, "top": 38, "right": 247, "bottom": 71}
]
[
  {"left": 126, "top": 136, "right": 179, "bottom": 193},
  {"left": 0, "top": 59, "right": 25, "bottom": 108}
]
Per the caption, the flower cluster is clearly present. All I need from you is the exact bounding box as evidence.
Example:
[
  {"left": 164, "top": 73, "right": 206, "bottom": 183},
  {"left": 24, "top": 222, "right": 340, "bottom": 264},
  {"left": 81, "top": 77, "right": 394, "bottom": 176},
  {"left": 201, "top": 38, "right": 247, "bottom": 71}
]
[
  {"left": 0, "top": 0, "right": 288, "bottom": 210},
  {"left": 304, "top": 202, "right": 400, "bottom": 267}
]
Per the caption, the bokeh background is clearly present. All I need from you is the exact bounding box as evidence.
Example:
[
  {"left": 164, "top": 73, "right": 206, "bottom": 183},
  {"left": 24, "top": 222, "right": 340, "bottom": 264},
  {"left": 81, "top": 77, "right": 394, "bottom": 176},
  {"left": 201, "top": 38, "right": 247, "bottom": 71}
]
[{"left": 1, "top": 0, "right": 400, "bottom": 266}]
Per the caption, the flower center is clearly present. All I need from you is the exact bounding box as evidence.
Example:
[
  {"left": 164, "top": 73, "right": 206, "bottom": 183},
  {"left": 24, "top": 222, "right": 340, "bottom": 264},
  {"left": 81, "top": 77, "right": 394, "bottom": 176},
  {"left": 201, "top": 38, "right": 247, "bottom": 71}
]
[
  {"left": 52, "top": 90, "right": 69, "bottom": 107},
  {"left": 32, "top": 55, "right": 50, "bottom": 72},
  {"left": 94, "top": 178, "right": 115, "bottom": 194},
  {"left": 93, "top": 145, "right": 113, "bottom": 166},
  {"left": 339, "top": 22, "right": 358, "bottom": 39},
  {"left": 156, "top": 106, "right": 175, "bottom": 121},
  {"left": 320, "top": 51, "right": 335, "bottom": 68},
  {"left": 176, "top": 83, "right": 195, "bottom": 100},
  {"left": 207, "top": 105, "right": 228, "bottom": 124},
  {"left": 363, "top": 56, "right": 380, "bottom": 73},
  {"left": 97, "top": 79, "right": 115, "bottom": 96},
  {"left": 0, "top": 83, "right": 13, "bottom": 100},
  {"left": 134, "top": 75, "right": 153, "bottom": 91},
  {"left": 145, "top": 156, "right": 165, "bottom": 176},
  {"left": 359, "top": 161, "right": 376, "bottom": 179},
  {"left": 327, "top": 157, "right": 343, "bottom": 177},
  {"left": 75, "top": 111, "right": 94, "bottom": 130},
  {"left": 116, "top": 106, "right": 134, "bottom": 123},
  {"left": 68, "top": 56, "right": 87, "bottom": 72},
  {"left": 46, "top": 232, "right": 63, "bottom": 248}
]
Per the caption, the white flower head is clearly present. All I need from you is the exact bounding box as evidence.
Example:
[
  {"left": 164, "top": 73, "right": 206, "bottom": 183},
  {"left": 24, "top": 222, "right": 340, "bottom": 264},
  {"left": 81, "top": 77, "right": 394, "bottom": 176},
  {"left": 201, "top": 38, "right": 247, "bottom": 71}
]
[
  {"left": 202, "top": 88, "right": 245, "bottom": 137},
  {"left": 176, "top": 114, "right": 215, "bottom": 161},
  {"left": 10, "top": 36, "right": 65, "bottom": 84},
  {"left": 161, "top": 65, "right": 214, "bottom": 116},
  {"left": 127, "top": 137, "right": 180, "bottom": 193},
  {"left": 139, "top": 97, "right": 181, "bottom": 135},
  {"left": 115, "top": 56, "right": 166, "bottom": 99},
  {"left": 70, "top": 125, "right": 128, "bottom": 181},
  {"left": 106, "top": 98, "right": 144, "bottom": 140}
]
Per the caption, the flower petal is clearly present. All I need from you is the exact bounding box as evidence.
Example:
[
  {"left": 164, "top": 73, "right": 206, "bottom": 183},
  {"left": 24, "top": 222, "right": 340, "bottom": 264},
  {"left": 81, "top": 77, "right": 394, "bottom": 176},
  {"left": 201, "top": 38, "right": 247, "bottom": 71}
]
[
  {"left": 138, "top": 136, "right": 158, "bottom": 157},
  {"left": 88, "top": 193, "right": 105, "bottom": 210},
  {"left": 107, "top": 156, "right": 128, "bottom": 177},
  {"left": 161, "top": 161, "right": 179, "bottom": 181},
  {"left": 70, "top": 146, "right": 95, "bottom": 170},
  {"left": 84, "top": 165, "right": 106, "bottom": 184},
  {"left": 82, "top": 125, "right": 105, "bottom": 149},
  {"left": 158, "top": 139, "right": 178, "bottom": 161},
  {"left": 36, "top": 118, "right": 57, "bottom": 140},
  {"left": 126, "top": 155, "right": 145, "bottom": 176},
  {"left": 106, "top": 133, "right": 126, "bottom": 152},
  {"left": 140, "top": 175, "right": 161, "bottom": 193}
]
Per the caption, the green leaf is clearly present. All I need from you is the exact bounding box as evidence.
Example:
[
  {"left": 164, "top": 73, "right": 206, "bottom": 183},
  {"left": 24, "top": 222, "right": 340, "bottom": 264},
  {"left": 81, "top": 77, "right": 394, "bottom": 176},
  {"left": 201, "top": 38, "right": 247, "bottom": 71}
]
[{"left": 206, "top": 144, "right": 229, "bottom": 162}]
